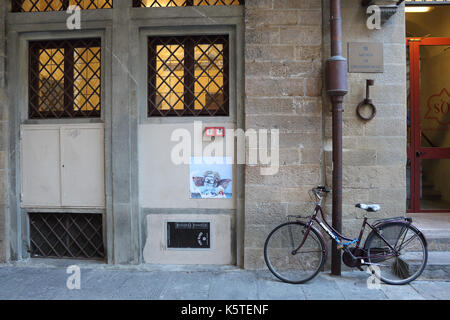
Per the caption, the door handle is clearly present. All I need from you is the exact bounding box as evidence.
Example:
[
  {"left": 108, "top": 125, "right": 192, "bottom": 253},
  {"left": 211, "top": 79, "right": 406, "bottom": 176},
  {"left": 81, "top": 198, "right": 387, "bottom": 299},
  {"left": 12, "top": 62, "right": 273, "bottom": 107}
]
[{"left": 416, "top": 151, "right": 425, "bottom": 157}]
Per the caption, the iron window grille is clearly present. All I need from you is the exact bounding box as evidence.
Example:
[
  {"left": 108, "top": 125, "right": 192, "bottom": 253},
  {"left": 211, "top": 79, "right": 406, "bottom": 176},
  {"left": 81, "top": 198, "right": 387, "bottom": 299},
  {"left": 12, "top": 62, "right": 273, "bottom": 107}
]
[
  {"left": 29, "top": 212, "right": 105, "bottom": 260},
  {"left": 12, "top": 0, "right": 113, "bottom": 12},
  {"left": 148, "top": 35, "right": 230, "bottom": 117},
  {"left": 29, "top": 38, "right": 101, "bottom": 119},
  {"left": 133, "top": 0, "right": 243, "bottom": 7}
]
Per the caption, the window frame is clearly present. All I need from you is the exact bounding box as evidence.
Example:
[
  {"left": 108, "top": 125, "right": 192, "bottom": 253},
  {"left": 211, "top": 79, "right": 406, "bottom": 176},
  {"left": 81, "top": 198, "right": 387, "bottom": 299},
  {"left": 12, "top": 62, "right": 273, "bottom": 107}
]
[
  {"left": 28, "top": 37, "right": 103, "bottom": 120},
  {"left": 132, "top": 0, "right": 244, "bottom": 8},
  {"left": 147, "top": 34, "right": 230, "bottom": 117},
  {"left": 11, "top": 0, "right": 113, "bottom": 12}
]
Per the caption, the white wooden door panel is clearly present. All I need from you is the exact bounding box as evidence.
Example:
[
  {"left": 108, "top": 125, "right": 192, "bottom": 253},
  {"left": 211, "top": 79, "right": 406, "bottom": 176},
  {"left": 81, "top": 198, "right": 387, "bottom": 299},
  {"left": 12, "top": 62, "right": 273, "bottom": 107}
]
[
  {"left": 21, "top": 124, "right": 105, "bottom": 208},
  {"left": 21, "top": 126, "right": 61, "bottom": 207},
  {"left": 61, "top": 126, "right": 105, "bottom": 207}
]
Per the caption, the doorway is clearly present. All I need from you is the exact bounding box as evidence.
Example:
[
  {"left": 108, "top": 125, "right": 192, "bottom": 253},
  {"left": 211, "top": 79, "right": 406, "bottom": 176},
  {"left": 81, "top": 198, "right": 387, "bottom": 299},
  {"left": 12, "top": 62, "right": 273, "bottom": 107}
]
[{"left": 407, "top": 37, "right": 450, "bottom": 212}]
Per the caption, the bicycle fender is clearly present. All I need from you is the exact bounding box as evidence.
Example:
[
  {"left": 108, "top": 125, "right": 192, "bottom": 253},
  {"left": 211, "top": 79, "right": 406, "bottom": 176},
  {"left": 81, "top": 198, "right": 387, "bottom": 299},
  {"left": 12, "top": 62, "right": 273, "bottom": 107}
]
[{"left": 364, "top": 220, "right": 428, "bottom": 249}]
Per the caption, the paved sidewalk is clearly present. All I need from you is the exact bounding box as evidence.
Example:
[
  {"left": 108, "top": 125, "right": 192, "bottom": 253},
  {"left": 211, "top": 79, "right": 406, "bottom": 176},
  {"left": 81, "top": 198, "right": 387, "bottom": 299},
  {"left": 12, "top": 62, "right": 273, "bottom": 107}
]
[{"left": 0, "top": 263, "right": 449, "bottom": 300}]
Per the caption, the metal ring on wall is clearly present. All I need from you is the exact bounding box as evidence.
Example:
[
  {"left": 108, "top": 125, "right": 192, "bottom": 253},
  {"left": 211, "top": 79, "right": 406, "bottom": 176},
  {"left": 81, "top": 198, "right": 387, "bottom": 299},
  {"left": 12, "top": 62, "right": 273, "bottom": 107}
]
[{"left": 356, "top": 99, "right": 377, "bottom": 121}]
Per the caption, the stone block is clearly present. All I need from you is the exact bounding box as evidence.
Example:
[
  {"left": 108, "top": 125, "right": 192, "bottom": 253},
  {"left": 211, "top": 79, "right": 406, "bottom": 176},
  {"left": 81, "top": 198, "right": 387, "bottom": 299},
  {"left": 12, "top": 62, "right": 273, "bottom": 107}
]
[
  {"left": 245, "top": 27, "right": 280, "bottom": 45},
  {"left": 245, "top": 45, "right": 295, "bottom": 61},
  {"left": 246, "top": 97, "right": 295, "bottom": 114},
  {"left": 295, "top": 45, "right": 322, "bottom": 61},
  {"left": 286, "top": 201, "right": 316, "bottom": 216},
  {"left": 343, "top": 149, "right": 377, "bottom": 167},
  {"left": 245, "top": 165, "right": 283, "bottom": 185},
  {"left": 342, "top": 166, "right": 379, "bottom": 189},
  {"left": 244, "top": 247, "right": 266, "bottom": 269},
  {"left": 305, "top": 77, "right": 322, "bottom": 97},
  {"left": 298, "top": 10, "right": 322, "bottom": 26},
  {"left": 245, "top": 9, "right": 299, "bottom": 27},
  {"left": 364, "top": 118, "right": 405, "bottom": 137},
  {"left": 246, "top": 201, "right": 288, "bottom": 218},
  {"left": 245, "top": 114, "right": 320, "bottom": 133},
  {"left": 294, "top": 97, "right": 322, "bottom": 116},
  {"left": 278, "top": 147, "right": 301, "bottom": 165},
  {"left": 280, "top": 186, "right": 314, "bottom": 202},
  {"left": 280, "top": 26, "right": 322, "bottom": 45},
  {"left": 245, "top": 78, "right": 305, "bottom": 97},
  {"left": 244, "top": 224, "right": 268, "bottom": 248},
  {"left": 0, "top": 170, "right": 6, "bottom": 205},
  {"left": 270, "top": 61, "right": 318, "bottom": 78},
  {"left": 245, "top": 61, "right": 271, "bottom": 77},
  {"left": 0, "top": 151, "right": 6, "bottom": 169},
  {"left": 280, "top": 164, "right": 321, "bottom": 187},
  {"left": 245, "top": 0, "right": 273, "bottom": 9},
  {"left": 245, "top": 185, "right": 283, "bottom": 202},
  {"left": 275, "top": 0, "right": 321, "bottom": 9},
  {"left": 376, "top": 149, "right": 407, "bottom": 166}
]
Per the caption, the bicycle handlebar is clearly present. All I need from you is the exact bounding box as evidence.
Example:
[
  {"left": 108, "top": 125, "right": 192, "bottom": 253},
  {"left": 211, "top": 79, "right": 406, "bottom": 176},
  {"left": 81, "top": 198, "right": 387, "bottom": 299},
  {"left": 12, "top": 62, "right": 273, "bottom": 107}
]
[
  {"left": 310, "top": 186, "right": 330, "bottom": 203},
  {"left": 312, "top": 186, "right": 330, "bottom": 197}
]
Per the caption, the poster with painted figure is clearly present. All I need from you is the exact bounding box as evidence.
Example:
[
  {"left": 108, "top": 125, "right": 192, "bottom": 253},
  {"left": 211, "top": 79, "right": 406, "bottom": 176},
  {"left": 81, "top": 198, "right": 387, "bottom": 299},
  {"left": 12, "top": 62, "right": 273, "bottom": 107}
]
[{"left": 190, "top": 157, "right": 233, "bottom": 199}]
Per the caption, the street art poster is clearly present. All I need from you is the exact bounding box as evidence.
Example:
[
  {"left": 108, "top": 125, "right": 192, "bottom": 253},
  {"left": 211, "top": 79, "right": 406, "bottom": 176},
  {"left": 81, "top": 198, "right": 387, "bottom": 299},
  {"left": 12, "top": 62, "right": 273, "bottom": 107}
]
[{"left": 190, "top": 157, "right": 232, "bottom": 199}]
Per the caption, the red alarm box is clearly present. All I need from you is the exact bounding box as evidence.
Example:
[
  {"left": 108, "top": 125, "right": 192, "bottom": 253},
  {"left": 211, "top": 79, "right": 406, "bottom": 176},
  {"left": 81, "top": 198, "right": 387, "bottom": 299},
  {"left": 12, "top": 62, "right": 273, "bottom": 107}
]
[{"left": 204, "top": 127, "right": 225, "bottom": 137}]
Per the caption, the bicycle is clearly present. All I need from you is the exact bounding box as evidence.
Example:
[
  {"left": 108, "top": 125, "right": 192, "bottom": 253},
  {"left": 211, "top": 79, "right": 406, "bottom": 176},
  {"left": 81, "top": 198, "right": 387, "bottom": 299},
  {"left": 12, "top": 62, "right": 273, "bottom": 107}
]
[{"left": 264, "top": 186, "right": 428, "bottom": 285}]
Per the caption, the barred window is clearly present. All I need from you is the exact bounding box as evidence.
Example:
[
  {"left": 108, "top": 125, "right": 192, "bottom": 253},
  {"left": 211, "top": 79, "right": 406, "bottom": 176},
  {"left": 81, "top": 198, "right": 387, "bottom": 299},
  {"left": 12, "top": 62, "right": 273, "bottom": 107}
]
[
  {"left": 29, "top": 212, "right": 105, "bottom": 259},
  {"left": 12, "top": 0, "right": 112, "bottom": 12},
  {"left": 134, "top": 0, "right": 243, "bottom": 7},
  {"left": 148, "top": 35, "right": 229, "bottom": 117},
  {"left": 29, "top": 38, "right": 101, "bottom": 119}
]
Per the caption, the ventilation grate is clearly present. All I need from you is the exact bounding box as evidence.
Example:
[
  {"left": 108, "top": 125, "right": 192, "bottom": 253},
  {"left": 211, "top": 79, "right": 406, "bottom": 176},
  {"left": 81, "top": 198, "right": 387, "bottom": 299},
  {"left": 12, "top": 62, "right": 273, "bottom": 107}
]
[{"left": 29, "top": 212, "right": 105, "bottom": 260}]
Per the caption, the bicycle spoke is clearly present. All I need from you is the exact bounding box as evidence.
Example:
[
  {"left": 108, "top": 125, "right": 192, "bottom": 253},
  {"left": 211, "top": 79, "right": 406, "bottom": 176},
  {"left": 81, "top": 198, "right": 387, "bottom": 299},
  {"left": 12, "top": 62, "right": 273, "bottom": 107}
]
[
  {"left": 264, "top": 222, "right": 325, "bottom": 284},
  {"left": 295, "top": 250, "right": 322, "bottom": 254},
  {"left": 365, "top": 222, "right": 427, "bottom": 285},
  {"left": 397, "top": 233, "right": 419, "bottom": 251}
]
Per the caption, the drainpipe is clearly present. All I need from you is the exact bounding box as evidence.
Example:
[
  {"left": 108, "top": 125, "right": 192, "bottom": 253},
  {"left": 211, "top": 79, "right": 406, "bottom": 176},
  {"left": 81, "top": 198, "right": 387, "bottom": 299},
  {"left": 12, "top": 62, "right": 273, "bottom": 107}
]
[{"left": 326, "top": 0, "right": 348, "bottom": 276}]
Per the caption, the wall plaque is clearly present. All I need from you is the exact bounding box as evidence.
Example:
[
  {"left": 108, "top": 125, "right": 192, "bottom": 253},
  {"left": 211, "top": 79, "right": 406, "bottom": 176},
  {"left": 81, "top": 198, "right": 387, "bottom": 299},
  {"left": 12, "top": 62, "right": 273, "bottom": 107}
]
[
  {"left": 167, "top": 222, "right": 210, "bottom": 249},
  {"left": 348, "top": 42, "right": 384, "bottom": 73}
]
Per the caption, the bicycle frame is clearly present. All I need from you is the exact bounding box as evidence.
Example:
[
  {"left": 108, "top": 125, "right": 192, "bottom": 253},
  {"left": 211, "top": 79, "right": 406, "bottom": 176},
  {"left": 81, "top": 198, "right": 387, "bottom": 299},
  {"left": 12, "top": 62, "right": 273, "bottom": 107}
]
[{"left": 293, "top": 204, "right": 409, "bottom": 264}]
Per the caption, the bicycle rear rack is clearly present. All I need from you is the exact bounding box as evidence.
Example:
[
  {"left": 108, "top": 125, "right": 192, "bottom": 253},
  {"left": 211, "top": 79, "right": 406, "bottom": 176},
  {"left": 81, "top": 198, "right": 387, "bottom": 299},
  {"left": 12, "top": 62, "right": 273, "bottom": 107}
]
[{"left": 372, "top": 216, "right": 412, "bottom": 228}]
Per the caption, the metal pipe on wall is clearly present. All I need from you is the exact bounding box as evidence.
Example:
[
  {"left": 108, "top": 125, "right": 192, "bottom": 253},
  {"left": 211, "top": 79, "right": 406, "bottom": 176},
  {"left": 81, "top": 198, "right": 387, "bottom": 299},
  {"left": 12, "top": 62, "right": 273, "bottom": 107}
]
[{"left": 326, "top": 0, "right": 348, "bottom": 275}]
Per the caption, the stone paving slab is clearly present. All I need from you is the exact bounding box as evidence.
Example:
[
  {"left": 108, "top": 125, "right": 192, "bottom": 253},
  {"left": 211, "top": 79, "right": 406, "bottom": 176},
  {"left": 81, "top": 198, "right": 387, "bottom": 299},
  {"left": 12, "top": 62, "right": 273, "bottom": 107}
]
[
  {"left": 255, "top": 271, "right": 306, "bottom": 300},
  {"left": 0, "top": 265, "right": 448, "bottom": 300}
]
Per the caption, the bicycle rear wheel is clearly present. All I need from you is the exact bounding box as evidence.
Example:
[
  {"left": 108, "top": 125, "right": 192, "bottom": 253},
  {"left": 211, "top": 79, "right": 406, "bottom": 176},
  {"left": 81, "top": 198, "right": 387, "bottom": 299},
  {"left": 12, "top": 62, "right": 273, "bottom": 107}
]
[
  {"left": 364, "top": 222, "right": 428, "bottom": 285},
  {"left": 264, "top": 222, "right": 326, "bottom": 284}
]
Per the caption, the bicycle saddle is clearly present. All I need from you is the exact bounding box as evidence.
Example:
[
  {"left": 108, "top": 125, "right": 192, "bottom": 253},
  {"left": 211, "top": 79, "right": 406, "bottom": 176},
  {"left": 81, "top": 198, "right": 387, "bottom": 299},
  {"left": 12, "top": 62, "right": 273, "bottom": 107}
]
[{"left": 355, "top": 203, "right": 381, "bottom": 212}]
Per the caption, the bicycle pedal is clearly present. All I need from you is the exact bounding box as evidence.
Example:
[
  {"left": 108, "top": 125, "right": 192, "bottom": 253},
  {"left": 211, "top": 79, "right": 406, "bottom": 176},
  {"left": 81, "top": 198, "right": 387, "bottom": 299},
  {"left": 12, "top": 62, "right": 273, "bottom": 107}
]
[{"left": 337, "top": 245, "right": 343, "bottom": 250}]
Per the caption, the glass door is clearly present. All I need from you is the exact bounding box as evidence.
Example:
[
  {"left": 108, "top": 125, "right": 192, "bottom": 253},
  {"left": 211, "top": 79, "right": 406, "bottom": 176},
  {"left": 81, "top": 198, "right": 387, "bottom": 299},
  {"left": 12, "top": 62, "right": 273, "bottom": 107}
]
[{"left": 408, "top": 38, "right": 450, "bottom": 212}]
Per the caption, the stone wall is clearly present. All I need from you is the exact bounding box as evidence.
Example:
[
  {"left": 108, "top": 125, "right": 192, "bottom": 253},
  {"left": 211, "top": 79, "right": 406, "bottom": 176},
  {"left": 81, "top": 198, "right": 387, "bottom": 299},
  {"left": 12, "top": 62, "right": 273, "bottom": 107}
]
[
  {"left": 244, "top": 0, "right": 324, "bottom": 269},
  {"left": 243, "top": 0, "right": 407, "bottom": 269},
  {"left": 322, "top": 1, "right": 407, "bottom": 238},
  {"left": 0, "top": 0, "right": 9, "bottom": 262}
]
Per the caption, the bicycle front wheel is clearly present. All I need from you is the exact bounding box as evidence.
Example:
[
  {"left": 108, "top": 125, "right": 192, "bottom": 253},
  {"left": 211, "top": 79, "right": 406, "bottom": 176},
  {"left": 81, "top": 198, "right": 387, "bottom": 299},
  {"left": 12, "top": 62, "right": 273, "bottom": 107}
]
[
  {"left": 264, "top": 222, "right": 326, "bottom": 284},
  {"left": 364, "top": 222, "right": 428, "bottom": 285}
]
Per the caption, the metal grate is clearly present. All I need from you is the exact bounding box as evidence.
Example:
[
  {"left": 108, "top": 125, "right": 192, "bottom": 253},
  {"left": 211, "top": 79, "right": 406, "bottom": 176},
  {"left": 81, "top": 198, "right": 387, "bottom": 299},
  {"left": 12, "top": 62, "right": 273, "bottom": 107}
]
[
  {"left": 12, "top": 0, "right": 113, "bottom": 12},
  {"left": 29, "top": 38, "right": 101, "bottom": 119},
  {"left": 29, "top": 212, "right": 105, "bottom": 259},
  {"left": 148, "top": 35, "right": 229, "bottom": 117},
  {"left": 133, "top": 0, "right": 243, "bottom": 7}
]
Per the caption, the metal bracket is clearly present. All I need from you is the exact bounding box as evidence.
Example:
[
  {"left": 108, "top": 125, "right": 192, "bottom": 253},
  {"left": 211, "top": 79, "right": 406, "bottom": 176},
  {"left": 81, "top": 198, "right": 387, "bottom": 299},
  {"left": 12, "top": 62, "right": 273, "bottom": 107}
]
[
  {"left": 361, "top": 0, "right": 402, "bottom": 25},
  {"left": 356, "top": 79, "right": 377, "bottom": 121}
]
